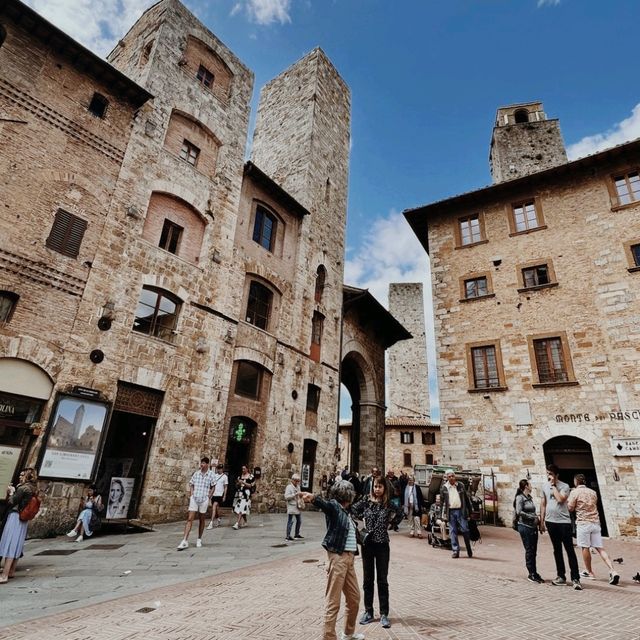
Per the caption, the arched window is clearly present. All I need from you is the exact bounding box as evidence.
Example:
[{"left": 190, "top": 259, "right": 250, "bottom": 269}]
[
  {"left": 514, "top": 109, "right": 529, "bottom": 124},
  {"left": 252, "top": 205, "right": 277, "bottom": 251},
  {"left": 0, "top": 291, "right": 19, "bottom": 323},
  {"left": 234, "top": 361, "right": 264, "bottom": 399},
  {"left": 310, "top": 311, "right": 324, "bottom": 362},
  {"left": 245, "top": 280, "right": 273, "bottom": 330},
  {"left": 314, "top": 265, "right": 326, "bottom": 303},
  {"left": 132, "top": 286, "right": 181, "bottom": 340},
  {"left": 140, "top": 40, "right": 154, "bottom": 66},
  {"left": 425, "top": 452, "right": 434, "bottom": 465}
]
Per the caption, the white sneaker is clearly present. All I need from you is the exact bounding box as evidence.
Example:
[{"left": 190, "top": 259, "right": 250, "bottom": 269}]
[
  {"left": 232, "top": 523, "right": 239, "bottom": 530},
  {"left": 75, "top": 535, "right": 83, "bottom": 542},
  {"left": 341, "top": 633, "right": 365, "bottom": 640},
  {"left": 216, "top": 518, "right": 221, "bottom": 527},
  {"left": 196, "top": 539, "right": 202, "bottom": 548},
  {"left": 177, "top": 539, "right": 189, "bottom": 550},
  {"left": 66, "top": 530, "right": 77, "bottom": 538},
  {"left": 206, "top": 522, "right": 213, "bottom": 530}
]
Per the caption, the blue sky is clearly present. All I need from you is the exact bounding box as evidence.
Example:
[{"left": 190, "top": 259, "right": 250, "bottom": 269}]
[{"left": 25, "top": 0, "right": 640, "bottom": 422}]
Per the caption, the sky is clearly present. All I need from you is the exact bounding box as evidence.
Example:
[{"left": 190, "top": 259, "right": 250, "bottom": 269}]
[{"left": 22, "top": 0, "right": 640, "bottom": 423}]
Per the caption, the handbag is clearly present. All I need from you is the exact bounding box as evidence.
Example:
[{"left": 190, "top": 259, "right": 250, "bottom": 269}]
[{"left": 355, "top": 523, "right": 371, "bottom": 547}]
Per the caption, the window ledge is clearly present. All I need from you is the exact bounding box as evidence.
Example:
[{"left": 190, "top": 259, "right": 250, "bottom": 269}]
[
  {"left": 627, "top": 266, "right": 640, "bottom": 273},
  {"left": 131, "top": 331, "right": 177, "bottom": 347},
  {"left": 468, "top": 386, "right": 508, "bottom": 393},
  {"left": 509, "top": 225, "right": 547, "bottom": 237},
  {"left": 139, "top": 238, "right": 202, "bottom": 269},
  {"left": 532, "top": 380, "right": 579, "bottom": 388},
  {"left": 460, "top": 293, "right": 496, "bottom": 303},
  {"left": 611, "top": 201, "right": 640, "bottom": 212},
  {"left": 517, "top": 282, "right": 559, "bottom": 293},
  {"left": 455, "top": 239, "right": 488, "bottom": 250}
]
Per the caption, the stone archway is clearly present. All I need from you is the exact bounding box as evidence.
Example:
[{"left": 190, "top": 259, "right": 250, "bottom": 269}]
[{"left": 543, "top": 435, "right": 608, "bottom": 536}]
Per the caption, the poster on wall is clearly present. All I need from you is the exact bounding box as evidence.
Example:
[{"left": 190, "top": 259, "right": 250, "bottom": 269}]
[
  {"left": 106, "top": 477, "right": 135, "bottom": 519},
  {"left": 0, "top": 445, "right": 22, "bottom": 490},
  {"left": 39, "top": 394, "right": 110, "bottom": 480}
]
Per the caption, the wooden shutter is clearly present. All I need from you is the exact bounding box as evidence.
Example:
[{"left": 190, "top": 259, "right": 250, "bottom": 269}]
[{"left": 46, "top": 209, "right": 88, "bottom": 258}]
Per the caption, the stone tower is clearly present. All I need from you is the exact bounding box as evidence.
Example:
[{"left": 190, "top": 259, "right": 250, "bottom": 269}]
[
  {"left": 387, "top": 283, "right": 430, "bottom": 418},
  {"left": 489, "top": 101, "right": 567, "bottom": 183},
  {"left": 250, "top": 48, "right": 351, "bottom": 369}
]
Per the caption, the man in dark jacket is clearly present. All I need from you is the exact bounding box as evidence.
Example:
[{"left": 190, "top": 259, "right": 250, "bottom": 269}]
[{"left": 440, "top": 470, "right": 473, "bottom": 558}]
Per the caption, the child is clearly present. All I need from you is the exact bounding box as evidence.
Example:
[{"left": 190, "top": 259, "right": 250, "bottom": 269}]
[{"left": 351, "top": 477, "right": 403, "bottom": 629}]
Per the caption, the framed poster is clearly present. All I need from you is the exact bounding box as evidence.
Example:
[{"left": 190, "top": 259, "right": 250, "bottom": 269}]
[
  {"left": 0, "top": 445, "right": 22, "bottom": 490},
  {"left": 39, "top": 394, "right": 110, "bottom": 480},
  {"left": 106, "top": 477, "right": 135, "bottom": 519}
]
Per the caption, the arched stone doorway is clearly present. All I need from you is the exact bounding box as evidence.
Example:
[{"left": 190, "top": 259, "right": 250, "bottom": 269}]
[
  {"left": 224, "top": 416, "right": 256, "bottom": 505},
  {"left": 341, "top": 351, "right": 382, "bottom": 474},
  {"left": 543, "top": 435, "right": 608, "bottom": 536}
]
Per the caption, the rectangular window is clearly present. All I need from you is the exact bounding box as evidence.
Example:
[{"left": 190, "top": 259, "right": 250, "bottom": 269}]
[
  {"left": 0, "top": 292, "right": 19, "bottom": 323},
  {"left": 425, "top": 453, "right": 434, "bottom": 465},
  {"left": 196, "top": 64, "right": 214, "bottom": 88},
  {"left": 471, "top": 345, "right": 500, "bottom": 389},
  {"left": 400, "top": 431, "right": 414, "bottom": 444},
  {"left": 179, "top": 139, "right": 200, "bottom": 166},
  {"left": 512, "top": 200, "right": 541, "bottom": 232},
  {"left": 631, "top": 243, "right": 640, "bottom": 267},
  {"left": 235, "top": 361, "right": 262, "bottom": 399},
  {"left": 459, "top": 215, "right": 482, "bottom": 246},
  {"left": 252, "top": 206, "right": 276, "bottom": 252},
  {"left": 246, "top": 281, "right": 272, "bottom": 330},
  {"left": 306, "top": 384, "right": 321, "bottom": 413},
  {"left": 464, "top": 276, "right": 488, "bottom": 299},
  {"left": 533, "top": 337, "right": 568, "bottom": 383},
  {"left": 613, "top": 171, "right": 640, "bottom": 206},
  {"left": 522, "top": 264, "right": 550, "bottom": 288},
  {"left": 46, "top": 209, "right": 88, "bottom": 258},
  {"left": 159, "top": 219, "right": 183, "bottom": 254},
  {"left": 403, "top": 452, "right": 412, "bottom": 467}
]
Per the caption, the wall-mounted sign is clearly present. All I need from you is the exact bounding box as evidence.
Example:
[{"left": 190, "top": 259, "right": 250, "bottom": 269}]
[
  {"left": 38, "top": 394, "right": 110, "bottom": 480},
  {"left": 0, "top": 392, "right": 44, "bottom": 424},
  {"left": 556, "top": 410, "right": 640, "bottom": 423},
  {"left": 611, "top": 437, "right": 640, "bottom": 456},
  {"left": 0, "top": 445, "right": 21, "bottom": 490}
]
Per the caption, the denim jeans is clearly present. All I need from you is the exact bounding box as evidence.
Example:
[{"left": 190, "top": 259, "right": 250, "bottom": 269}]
[
  {"left": 546, "top": 521, "right": 579, "bottom": 581},
  {"left": 361, "top": 541, "right": 390, "bottom": 615},
  {"left": 286, "top": 513, "right": 301, "bottom": 538},
  {"left": 517, "top": 523, "right": 538, "bottom": 576},
  {"left": 448, "top": 508, "right": 470, "bottom": 553}
]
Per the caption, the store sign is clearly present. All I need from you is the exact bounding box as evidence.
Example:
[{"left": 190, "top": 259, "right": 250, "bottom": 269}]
[
  {"left": 555, "top": 410, "right": 640, "bottom": 423},
  {"left": 0, "top": 392, "right": 44, "bottom": 424},
  {"left": 611, "top": 437, "right": 640, "bottom": 456}
]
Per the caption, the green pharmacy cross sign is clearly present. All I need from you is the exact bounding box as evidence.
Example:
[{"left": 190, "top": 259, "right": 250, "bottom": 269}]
[{"left": 233, "top": 422, "right": 246, "bottom": 442}]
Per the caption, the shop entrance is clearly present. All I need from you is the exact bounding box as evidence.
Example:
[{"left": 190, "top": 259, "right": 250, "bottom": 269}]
[
  {"left": 543, "top": 435, "right": 608, "bottom": 536},
  {"left": 224, "top": 416, "right": 256, "bottom": 506},
  {"left": 95, "top": 382, "right": 163, "bottom": 519},
  {"left": 301, "top": 438, "right": 317, "bottom": 491}
]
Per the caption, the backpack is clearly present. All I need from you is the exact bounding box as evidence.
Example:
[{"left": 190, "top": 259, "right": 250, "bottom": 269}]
[{"left": 19, "top": 495, "right": 41, "bottom": 522}]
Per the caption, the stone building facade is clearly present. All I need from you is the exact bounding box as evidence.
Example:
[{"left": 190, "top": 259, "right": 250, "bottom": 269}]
[
  {"left": 0, "top": 0, "right": 363, "bottom": 531},
  {"left": 405, "top": 102, "right": 640, "bottom": 537}
]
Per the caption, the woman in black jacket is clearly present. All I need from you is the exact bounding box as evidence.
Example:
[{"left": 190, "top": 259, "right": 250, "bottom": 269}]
[{"left": 351, "top": 476, "right": 403, "bottom": 629}]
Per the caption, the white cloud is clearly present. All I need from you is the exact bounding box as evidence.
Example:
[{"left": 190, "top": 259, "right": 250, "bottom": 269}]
[
  {"left": 22, "top": 0, "right": 159, "bottom": 56},
  {"left": 537, "top": 0, "right": 561, "bottom": 6},
  {"left": 232, "top": 0, "right": 292, "bottom": 25},
  {"left": 566, "top": 103, "right": 640, "bottom": 160},
  {"left": 345, "top": 210, "right": 440, "bottom": 421}
]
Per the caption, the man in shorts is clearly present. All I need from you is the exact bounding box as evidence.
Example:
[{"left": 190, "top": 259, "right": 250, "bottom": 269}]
[
  {"left": 207, "top": 464, "right": 228, "bottom": 529},
  {"left": 568, "top": 473, "right": 620, "bottom": 585},
  {"left": 177, "top": 456, "right": 215, "bottom": 550}
]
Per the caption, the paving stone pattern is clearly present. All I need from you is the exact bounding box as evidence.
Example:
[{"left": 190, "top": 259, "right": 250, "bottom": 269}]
[{"left": 1, "top": 515, "right": 640, "bottom": 639}]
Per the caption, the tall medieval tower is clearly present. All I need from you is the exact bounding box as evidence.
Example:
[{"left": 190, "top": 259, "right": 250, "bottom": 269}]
[
  {"left": 387, "top": 283, "right": 430, "bottom": 419},
  {"left": 251, "top": 49, "right": 351, "bottom": 370},
  {"left": 489, "top": 101, "right": 567, "bottom": 183}
]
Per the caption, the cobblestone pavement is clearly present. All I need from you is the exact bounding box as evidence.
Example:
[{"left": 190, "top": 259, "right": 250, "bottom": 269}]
[{"left": 1, "top": 514, "right": 640, "bottom": 639}]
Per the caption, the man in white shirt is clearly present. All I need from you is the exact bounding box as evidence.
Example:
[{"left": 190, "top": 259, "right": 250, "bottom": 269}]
[
  {"left": 207, "top": 464, "right": 228, "bottom": 529},
  {"left": 440, "top": 470, "right": 473, "bottom": 558},
  {"left": 177, "top": 456, "right": 215, "bottom": 550}
]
